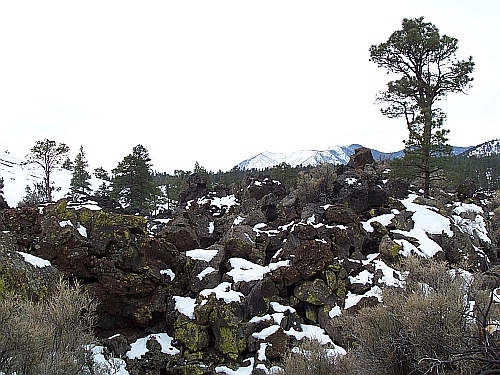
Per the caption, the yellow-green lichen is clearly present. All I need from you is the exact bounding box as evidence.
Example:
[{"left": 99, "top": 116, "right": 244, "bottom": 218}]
[
  {"left": 175, "top": 317, "right": 210, "bottom": 352},
  {"left": 217, "top": 325, "right": 246, "bottom": 360},
  {"left": 55, "top": 201, "right": 74, "bottom": 221}
]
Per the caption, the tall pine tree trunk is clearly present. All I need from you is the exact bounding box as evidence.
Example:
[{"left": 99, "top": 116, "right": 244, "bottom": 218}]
[{"left": 422, "top": 106, "right": 432, "bottom": 197}]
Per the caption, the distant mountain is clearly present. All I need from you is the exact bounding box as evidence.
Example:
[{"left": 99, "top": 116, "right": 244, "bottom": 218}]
[
  {"left": 458, "top": 139, "right": 500, "bottom": 157},
  {"left": 237, "top": 144, "right": 472, "bottom": 170},
  {"left": 237, "top": 145, "right": 356, "bottom": 170}
]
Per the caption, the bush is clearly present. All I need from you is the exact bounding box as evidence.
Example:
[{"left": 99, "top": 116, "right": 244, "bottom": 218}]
[
  {"left": 278, "top": 338, "right": 359, "bottom": 375},
  {"left": 295, "top": 164, "right": 338, "bottom": 204},
  {"left": 341, "top": 257, "right": 500, "bottom": 375},
  {"left": 0, "top": 278, "right": 99, "bottom": 375}
]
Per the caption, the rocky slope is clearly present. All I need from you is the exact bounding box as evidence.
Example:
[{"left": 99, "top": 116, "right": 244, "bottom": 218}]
[{"left": 0, "top": 148, "right": 499, "bottom": 375}]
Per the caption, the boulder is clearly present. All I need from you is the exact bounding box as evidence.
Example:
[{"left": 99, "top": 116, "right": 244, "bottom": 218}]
[
  {"left": 324, "top": 204, "right": 358, "bottom": 225},
  {"left": 178, "top": 173, "right": 209, "bottom": 205},
  {"left": 456, "top": 178, "right": 476, "bottom": 201},
  {"left": 379, "top": 234, "right": 402, "bottom": 262},
  {"left": 294, "top": 279, "right": 335, "bottom": 306},
  {"left": 0, "top": 231, "right": 60, "bottom": 300},
  {"left": 347, "top": 147, "right": 374, "bottom": 169}
]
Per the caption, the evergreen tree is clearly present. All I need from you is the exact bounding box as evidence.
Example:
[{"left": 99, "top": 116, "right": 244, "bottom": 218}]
[
  {"left": 18, "top": 182, "right": 45, "bottom": 207},
  {"left": 94, "top": 167, "right": 110, "bottom": 181},
  {"left": 370, "top": 17, "right": 474, "bottom": 197},
  {"left": 0, "top": 177, "right": 7, "bottom": 209},
  {"left": 70, "top": 146, "right": 92, "bottom": 197},
  {"left": 23, "top": 139, "right": 70, "bottom": 202},
  {"left": 111, "top": 144, "right": 163, "bottom": 214}
]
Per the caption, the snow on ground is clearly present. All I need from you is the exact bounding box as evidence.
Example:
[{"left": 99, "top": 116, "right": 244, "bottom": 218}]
[
  {"left": 393, "top": 194, "right": 453, "bottom": 257},
  {"left": 1, "top": 149, "right": 107, "bottom": 207}
]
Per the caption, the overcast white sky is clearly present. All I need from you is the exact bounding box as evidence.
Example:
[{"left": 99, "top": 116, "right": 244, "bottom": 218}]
[{"left": 0, "top": 1, "right": 498, "bottom": 173}]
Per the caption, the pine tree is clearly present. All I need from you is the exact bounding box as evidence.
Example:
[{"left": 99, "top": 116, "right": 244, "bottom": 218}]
[
  {"left": 111, "top": 145, "right": 163, "bottom": 214},
  {"left": 70, "top": 146, "right": 92, "bottom": 197},
  {"left": 0, "top": 177, "right": 7, "bottom": 209},
  {"left": 23, "top": 139, "right": 70, "bottom": 202},
  {"left": 370, "top": 17, "right": 474, "bottom": 197}
]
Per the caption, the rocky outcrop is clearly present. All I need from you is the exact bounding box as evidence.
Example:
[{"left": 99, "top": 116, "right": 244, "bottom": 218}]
[
  {"left": 1, "top": 148, "right": 498, "bottom": 374},
  {"left": 0, "top": 231, "right": 60, "bottom": 300}
]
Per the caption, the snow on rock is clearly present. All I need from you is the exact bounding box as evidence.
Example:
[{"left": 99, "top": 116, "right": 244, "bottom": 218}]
[
  {"left": 329, "top": 305, "right": 342, "bottom": 318},
  {"left": 90, "top": 345, "right": 129, "bottom": 375},
  {"left": 345, "top": 286, "right": 383, "bottom": 309},
  {"left": 392, "top": 194, "right": 453, "bottom": 257},
  {"left": 77, "top": 223, "right": 88, "bottom": 238},
  {"left": 160, "top": 268, "right": 175, "bottom": 280},
  {"left": 186, "top": 248, "right": 219, "bottom": 262},
  {"left": 17, "top": 251, "right": 51, "bottom": 268},
  {"left": 215, "top": 358, "right": 255, "bottom": 375},
  {"left": 200, "top": 282, "right": 244, "bottom": 303},
  {"left": 361, "top": 212, "right": 397, "bottom": 232},
  {"left": 174, "top": 296, "right": 196, "bottom": 319},
  {"left": 252, "top": 325, "right": 280, "bottom": 340},
  {"left": 227, "top": 258, "right": 290, "bottom": 282},
  {"left": 349, "top": 269, "right": 373, "bottom": 285},
  {"left": 67, "top": 200, "right": 102, "bottom": 211},
  {"left": 197, "top": 266, "right": 216, "bottom": 280},
  {"left": 189, "top": 194, "right": 239, "bottom": 211},
  {"left": 233, "top": 216, "right": 245, "bottom": 225},
  {"left": 59, "top": 220, "right": 73, "bottom": 228},
  {"left": 126, "top": 333, "right": 179, "bottom": 359},
  {"left": 452, "top": 202, "right": 491, "bottom": 243}
]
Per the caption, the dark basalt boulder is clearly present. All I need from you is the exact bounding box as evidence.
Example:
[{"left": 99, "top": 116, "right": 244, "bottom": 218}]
[
  {"left": 347, "top": 146, "right": 374, "bottom": 169},
  {"left": 178, "top": 173, "right": 209, "bottom": 205}
]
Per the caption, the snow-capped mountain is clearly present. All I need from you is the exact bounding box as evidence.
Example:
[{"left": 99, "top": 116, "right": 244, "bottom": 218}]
[
  {"left": 237, "top": 144, "right": 474, "bottom": 170},
  {"left": 459, "top": 139, "right": 500, "bottom": 157},
  {"left": 236, "top": 144, "right": 400, "bottom": 170}
]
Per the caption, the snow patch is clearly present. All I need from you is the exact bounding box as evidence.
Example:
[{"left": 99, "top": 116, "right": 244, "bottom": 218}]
[
  {"left": 17, "top": 251, "right": 51, "bottom": 268},
  {"left": 186, "top": 249, "right": 218, "bottom": 262},
  {"left": 126, "top": 333, "right": 179, "bottom": 359}
]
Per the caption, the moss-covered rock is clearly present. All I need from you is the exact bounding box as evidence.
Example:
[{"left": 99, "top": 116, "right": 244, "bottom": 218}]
[
  {"left": 175, "top": 315, "right": 210, "bottom": 352},
  {"left": 294, "top": 279, "right": 333, "bottom": 306},
  {"left": 0, "top": 232, "right": 59, "bottom": 301},
  {"left": 202, "top": 298, "right": 247, "bottom": 361},
  {"left": 379, "top": 234, "right": 402, "bottom": 262}
]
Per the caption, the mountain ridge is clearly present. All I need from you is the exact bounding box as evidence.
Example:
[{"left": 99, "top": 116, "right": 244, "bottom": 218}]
[
  {"left": 236, "top": 143, "right": 478, "bottom": 170},
  {"left": 459, "top": 139, "right": 500, "bottom": 157}
]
